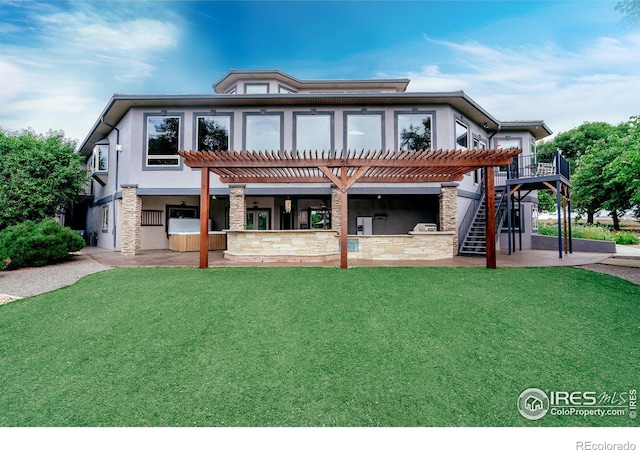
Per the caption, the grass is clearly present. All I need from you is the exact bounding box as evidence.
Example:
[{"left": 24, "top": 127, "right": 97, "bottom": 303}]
[{"left": 0, "top": 267, "right": 638, "bottom": 427}]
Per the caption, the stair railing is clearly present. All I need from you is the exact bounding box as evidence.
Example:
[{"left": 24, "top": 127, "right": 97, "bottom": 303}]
[{"left": 458, "top": 174, "right": 485, "bottom": 254}]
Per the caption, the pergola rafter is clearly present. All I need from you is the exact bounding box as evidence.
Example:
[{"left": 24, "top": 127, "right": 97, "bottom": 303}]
[{"left": 178, "top": 148, "right": 521, "bottom": 269}]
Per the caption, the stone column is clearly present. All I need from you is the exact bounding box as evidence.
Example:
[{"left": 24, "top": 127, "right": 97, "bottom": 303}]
[
  {"left": 229, "top": 184, "right": 246, "bottom": 231},
  {"left": 331, "top": 185, "right": 341, "bottom": 231},
  {"left": 439, "top": 182, "right": 458, "bottom": 256},
  {"left": 120, "top": 184, "right": 141, "bottom": 256}
]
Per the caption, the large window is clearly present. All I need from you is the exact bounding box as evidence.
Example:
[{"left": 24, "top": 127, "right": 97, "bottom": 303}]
[
  {"left": 295, "top": 114, "right": 331, "bottom": 151},
  {"left": 197, "top": 116, "right": 230, "bottom": 151},
  {"left": 398, "top": 114, "right": 432, "bottom": 150},
  {"left": 455, "top": 120, "right": 468, "bottom": 150},
  {"left": 147, "top": 116, "right": 180, "bottom": 166},
  {"left": 245, "top": 114, "right": 281, "bottom": 151},
  {"left": 346, "top": 114, "right": 382, "bottom": 151}
]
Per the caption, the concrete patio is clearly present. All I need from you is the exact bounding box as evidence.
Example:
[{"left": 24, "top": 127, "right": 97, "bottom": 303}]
[{"left": 81, "top": 245, "right": 628, "bottom": 269}]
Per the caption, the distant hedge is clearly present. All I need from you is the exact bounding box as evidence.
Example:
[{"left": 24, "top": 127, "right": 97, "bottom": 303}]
[{"left": 0, "top": 219, "right": 85, "bottom": 270}]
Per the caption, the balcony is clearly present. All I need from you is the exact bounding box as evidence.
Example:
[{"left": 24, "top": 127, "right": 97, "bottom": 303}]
[{"left": 495, "top": 151, "right": 570, "bottom": 187}]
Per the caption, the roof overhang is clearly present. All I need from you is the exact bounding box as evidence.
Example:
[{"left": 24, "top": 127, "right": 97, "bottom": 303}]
[
  {"left": 500, "top": 121, "right": 552, "bottom": 141},
  {"left": 212, "top": 69, "right": 411, "bottom": 94},
  {"left": 78, "top": 91, "right": 505, "bottom": 155}
]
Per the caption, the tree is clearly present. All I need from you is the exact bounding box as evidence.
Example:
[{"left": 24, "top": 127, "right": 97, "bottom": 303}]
[
  {"left": 536, "top": 122, "right": 617, "bottom": 223},
  {"left": 571, "top": 117, "right": 640, "bottom": 229},
  {"left": 535, "top": 121, "right": 615, "bottom": 163},
  {"left": 537, "top": 190, "right": 556, "bottom": 213},
  {"left": 0, "top": 129, "right": 88, "bottom": 231}
]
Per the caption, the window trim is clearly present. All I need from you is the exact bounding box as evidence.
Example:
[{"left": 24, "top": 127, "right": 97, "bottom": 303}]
[
  {"left": 394, "top": 110, "right": 436, "bottom": 151},
  {"left": 193, "top": 112, "right": 234, "bottom": 152},
  {"left": 142, "top": 112, "right": 184, "bottom": 171},
  {"left": 292, "top": 111, "right": 335, "bottom": 152},
  {"left": 455, "top": 118, "right": 469, "bottom": 151},
  {"left": 343, "top": 110, "right": 386, "bottom": 153},
  {"left": 242, "top": 111, "right": 285, "bottom": 152}
]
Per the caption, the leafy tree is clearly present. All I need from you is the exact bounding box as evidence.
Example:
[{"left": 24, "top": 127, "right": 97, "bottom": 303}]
[
  {"left": 400, "top": 118, "right": 432, "bottom": 150},
  {"left": 537, "top": 190, "right": 557, "bottom": 213},
  {"left": 536, "top": 121, "right": 615, "bottom": 164},
  {"left": 536, "top": 122, "right": 617, "bottom": 223},
  {"left": 0, "top": 129, "right": 88, "bottom": 231},
  {"left": 571, "top": 117, "right": 640, "bottom": 229}
]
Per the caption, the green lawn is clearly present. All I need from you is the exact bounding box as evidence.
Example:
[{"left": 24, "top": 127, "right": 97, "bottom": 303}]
[{"left": 0, "top": 267, "right": 638, "bottom": 427}]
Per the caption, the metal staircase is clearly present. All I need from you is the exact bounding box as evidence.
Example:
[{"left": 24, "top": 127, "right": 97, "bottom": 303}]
[{"left": 459, "top": 187, "right": 508, "bottom": 256}]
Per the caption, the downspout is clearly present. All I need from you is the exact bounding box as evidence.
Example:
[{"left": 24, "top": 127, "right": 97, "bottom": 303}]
[{"left": 101, "top": 118, "right": 121, "bottom": 250}]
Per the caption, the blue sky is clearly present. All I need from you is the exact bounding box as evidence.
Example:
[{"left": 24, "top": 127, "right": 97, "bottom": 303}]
[{"left": 1, "top": 0, "right": 638, "bottom": 143}]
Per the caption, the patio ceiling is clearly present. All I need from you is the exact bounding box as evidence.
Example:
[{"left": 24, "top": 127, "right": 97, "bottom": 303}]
[{"left": 179, "top": 148, "right": 522, "bottom": 186}]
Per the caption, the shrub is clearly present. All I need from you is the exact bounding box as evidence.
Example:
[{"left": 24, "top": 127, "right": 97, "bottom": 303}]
[
  {"left": 537, "top": 222, "right": 640, "bottom": 245},
  {"left": 0, "top": 219, "right": 85, "bottom": 270}
]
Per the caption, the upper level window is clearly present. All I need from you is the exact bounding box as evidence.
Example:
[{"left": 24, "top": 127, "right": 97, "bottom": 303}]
[
  {"left": 245, "top": 114, "right": 281, "bottom": 151},
  {"left": 398, "top": 114, "right": 432, "bottom": 151},
  {"left": 279, "top": 85, "right": 296, "bottom": 94},
  {"left": 245, "top": 83, "right": 269, "bottom": 94},
  {"left": 92, "top": 144, "right": 108, "bottom": 172},
  {"left": 455, "top": 120, "right": 468, "bottom": 150},
  {"left": 197, "top": 116, "right": 230, "bottom": 151},
  {"left": 497, "top": 138, "right": 521, "bottom": 149},
  {"left": 295, "top": 114, "right": 331, "bottom": 151},
  {"left": 346, "top": 114, "right": 382, "bottom": 151},
  {"left": 147, "top": 116, "right": 180, "bottom": 166},
  {"left": 473, "top": 138, "right": 487, "bottom": 150}
]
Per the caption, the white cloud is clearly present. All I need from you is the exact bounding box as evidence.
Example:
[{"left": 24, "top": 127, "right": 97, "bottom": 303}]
[
  {"left": 400, "top": 33, "right": 640, "bottom": 135},
  {"left": 0, "top": 2, "right": 183, "bottom": 140}
]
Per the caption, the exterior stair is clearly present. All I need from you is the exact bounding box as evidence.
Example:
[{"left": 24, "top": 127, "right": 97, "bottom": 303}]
[{"left": 459, "top": 187, "right": 507, "bottom": 256}]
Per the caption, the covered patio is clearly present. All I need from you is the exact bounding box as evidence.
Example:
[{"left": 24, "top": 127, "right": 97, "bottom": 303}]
[{"left": 178, "top": 148, "right": 521, "bottom": 269}]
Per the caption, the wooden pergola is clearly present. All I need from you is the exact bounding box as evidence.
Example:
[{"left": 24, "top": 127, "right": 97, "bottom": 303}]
[{"left": 178, "top": 148, "right": 521, "bottom": 269}]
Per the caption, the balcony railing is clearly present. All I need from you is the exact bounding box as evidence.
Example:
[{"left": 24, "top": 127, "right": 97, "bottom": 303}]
[{"left": 495, "top": 150, "right": 569, "bottom": 185}]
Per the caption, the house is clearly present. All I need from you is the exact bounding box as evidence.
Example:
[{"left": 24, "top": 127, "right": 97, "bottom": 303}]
[{"left": 76, "top": 69, "right": 569, "bottom": 267}]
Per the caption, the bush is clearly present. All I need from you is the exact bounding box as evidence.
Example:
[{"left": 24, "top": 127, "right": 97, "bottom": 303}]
[
  {"left": 0, "top": 219, "right": 85, "bottom": 270},
  {"left": 538, "top": 222, "right": 640, "bottom": 245}
]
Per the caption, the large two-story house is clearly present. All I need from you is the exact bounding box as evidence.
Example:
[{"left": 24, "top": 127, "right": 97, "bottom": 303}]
[{"left": 76, "top": 70, "right": 569, "bottom": 266}]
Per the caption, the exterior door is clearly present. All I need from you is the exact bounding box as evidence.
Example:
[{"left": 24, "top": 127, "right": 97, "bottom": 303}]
[{"left": 246, "top": 209, "right": 270, "bottom": 230}]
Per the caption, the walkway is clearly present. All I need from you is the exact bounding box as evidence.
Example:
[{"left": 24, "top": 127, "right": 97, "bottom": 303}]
[{"left": 1, "top": 246, "right": 638, "bottom": 302}]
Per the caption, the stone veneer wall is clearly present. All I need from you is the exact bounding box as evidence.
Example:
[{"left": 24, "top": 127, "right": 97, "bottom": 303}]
[
  {"left": 439, "top": 184, "right": 458, "bottom": 256},
  {"left": 121, "top": 185, "right": 142, "bottom": 256},
  {"left": 331, "top": 187, "right": 341, "bottom": 231},
  {"left": 225, "top": 230, "right": 340, "bottom": 263},
  {"left": 229, "top": 184, "right": 246, "bottom": 231},
  {"left": 224, "top": 230, "right": 455, "bottom": 262},
  {"left": 349, "top": 232, "right": 455, "bottom": 260}
]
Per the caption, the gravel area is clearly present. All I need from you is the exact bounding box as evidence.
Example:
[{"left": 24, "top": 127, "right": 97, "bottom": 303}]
[
  {"left": 0, "top": 253, "right": 110, "bottom": 304},
  {"left": 579, "top": 264, "right": 640, "bottom": 285}
]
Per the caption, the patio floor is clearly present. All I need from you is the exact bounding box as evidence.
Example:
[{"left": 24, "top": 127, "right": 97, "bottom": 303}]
[{"left": 82, "top": 246, "right": 617, "bottom": 269}]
